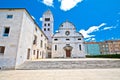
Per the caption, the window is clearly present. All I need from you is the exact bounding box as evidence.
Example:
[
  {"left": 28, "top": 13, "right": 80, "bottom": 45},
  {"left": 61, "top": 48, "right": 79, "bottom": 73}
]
[
  {"left": 3, "top": 27, "right": 10, "bottom": 37},
  {"left": 54, "top": 39, "right": 58, "bottom": 41},
  {"left": 44, "top": 28, "right": 46, "bottom": 31},
  {"left": 27, "top": 49, "right": 30, "bottom": 59},
  {"left": 48, "top": 23, "right": 50, "bottom": 26},
  {"left": 66, "top": 39, "right": 70, "bottom": 41},
  {"left": 45, "top": 18, "right": 50, "bottom": 21},
  {"left": 55, "top": 45, "right": 57, "bottom": 51},
  {"left": 48, "top": 28, "right": 50, "bottom": 31},
  {"left": 0, "top": 46, "right": 5, "bottom": 54},
  {"left": 44, "top": 23, "right": 46, "bottom": 26},
  {"left": 33, "top": 50, "right": 36, "bottom": 55},
  {"left": 35, "top": 27, "right": 37, "bottom": 31},
  {"left": 7, "top": 15, "right": 13, "bottom": 19},
  {"left": 65, "top": 31, "right": 70, "bottom": 36},
  {"left": 78, "top": 38, "right": 81, "bottom": 40},
  {"left": 33, "top": 35, "right": 37, "bottom": 45},
  {"left": 102, "top": 45, "right": 105, "bottom": 47},
  {"left": 40, "top": 52, "right": 41, "bottom": 56},
  {"left": 41, "top": 40, "right": 43, "bottom": 48},
  {"left": 37, "top": 50, "right": 39, "bottom": 54},
  {"left": 37, "top": 50, "right": 39, "bottom": 59},
  {"left": 106, "top": 44, "right": 108, "bottom": 47},
  {"left": 45, "top": 43, "right": 46, "bottom": 49},
  {"left": 79, "top": 45, "right": 81, "bottom": 51},
  {"left": 66, "top": 44, "right": 70, "bottom": 46},
  {"left": 41, "top": 34, "right": 43, "bottom": 37}
]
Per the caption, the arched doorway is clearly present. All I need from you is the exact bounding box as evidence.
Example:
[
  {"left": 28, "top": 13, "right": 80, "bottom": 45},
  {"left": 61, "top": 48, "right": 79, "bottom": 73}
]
[{"left": 63, "top": 45, "right": 73, "bottom": 58}]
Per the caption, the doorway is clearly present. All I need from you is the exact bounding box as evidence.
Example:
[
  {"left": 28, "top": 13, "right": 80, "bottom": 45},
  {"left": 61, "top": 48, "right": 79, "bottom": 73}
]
[
  {"left": 63, "top": 45, "right": 73, "bottom": 58},
  {"left": 27, "top": 49, "right": 30, "bottom": 59},
  {"left": 48, "top": 52, "right": 51, "bottom": 58},
  {"left": 66, "top": 50, "right": 71, "bottom": 57},
  {"left": 37, "top": 50, "right": 39, "bottom": 59}
]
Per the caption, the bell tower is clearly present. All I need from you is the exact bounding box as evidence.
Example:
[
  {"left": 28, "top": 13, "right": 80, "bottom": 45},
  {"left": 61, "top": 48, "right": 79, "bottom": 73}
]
[
  {"left": 42, "top": 10, "right": 54, "bottom": 43},
  {"left": 42, "top": 10, "right": 54, "bottom": 58}
]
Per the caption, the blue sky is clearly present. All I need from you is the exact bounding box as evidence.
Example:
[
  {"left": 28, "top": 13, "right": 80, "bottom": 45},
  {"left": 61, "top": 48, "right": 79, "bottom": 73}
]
[{"left": 0, "top": 0, "right": 120, "bottom": 42}]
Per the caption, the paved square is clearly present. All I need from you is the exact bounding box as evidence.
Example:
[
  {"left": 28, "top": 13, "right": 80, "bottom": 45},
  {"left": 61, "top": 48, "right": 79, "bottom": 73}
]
[{"left": 0, "top": 69, "right": 120, "bottom": 80}]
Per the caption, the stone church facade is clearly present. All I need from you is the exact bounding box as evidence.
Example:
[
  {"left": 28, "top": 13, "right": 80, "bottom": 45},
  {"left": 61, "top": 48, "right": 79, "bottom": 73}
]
[
  {"left": 42, "top": 10, "right": 85, "bottom": 58},
  {"left": 52, "top": 21, "right": 85, "bottom": 58}
]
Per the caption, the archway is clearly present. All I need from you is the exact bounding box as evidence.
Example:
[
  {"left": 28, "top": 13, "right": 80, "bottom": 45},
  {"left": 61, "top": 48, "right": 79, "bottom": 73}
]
[{"left": 63, "top": 45, "right": 73, "bottom": 58}]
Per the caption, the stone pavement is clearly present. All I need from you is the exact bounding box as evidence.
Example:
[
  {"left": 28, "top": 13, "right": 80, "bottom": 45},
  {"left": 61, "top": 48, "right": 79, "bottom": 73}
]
[
  {"left": 0, "top": 69, "right": 120, "bottom": 80},
  {"left": 16, "top": 58, "right": 120, "bottom": 70}
]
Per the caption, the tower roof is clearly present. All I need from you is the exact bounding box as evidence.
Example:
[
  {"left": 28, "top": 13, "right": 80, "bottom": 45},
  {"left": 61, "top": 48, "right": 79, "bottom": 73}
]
[{"left": 43, "top": 9, "right": 52, "bottom": 15}]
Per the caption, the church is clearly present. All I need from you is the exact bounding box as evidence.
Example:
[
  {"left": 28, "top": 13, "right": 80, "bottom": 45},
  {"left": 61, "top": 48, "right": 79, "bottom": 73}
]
[{"left": 42, "top": 10, "right": 85, "bottom": 58}]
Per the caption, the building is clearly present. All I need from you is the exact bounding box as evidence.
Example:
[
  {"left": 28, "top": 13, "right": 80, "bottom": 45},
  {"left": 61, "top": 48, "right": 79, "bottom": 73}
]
[
  {"left": 42, "top": 10, "right": 54, "bottom": 58},
  {"left": 52, "top": 21, "right": 85, "bottom": 58},
  {"left": 0, "top": 8, "right": 48, "bottom": 69},
  {"left": 84, "top": 42, "right": 100, "bottom": 55},
  {"left": 84, "top": 40, "right": 120, "bottom": 55},
  {"left": 99, "top": 40, "right": 120, "bottom": 54},
  {"left": 99, "top": 42, "right": 109, "bottom": 54}
]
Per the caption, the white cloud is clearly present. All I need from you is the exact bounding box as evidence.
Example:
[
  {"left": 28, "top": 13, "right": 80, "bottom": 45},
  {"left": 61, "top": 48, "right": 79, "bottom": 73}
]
[
  {"left": 42, "top": 0, "right": 54, "bottom": 7},
  {"left": 103, "top": 26, "right": 115, "bottom": 30},
  {"left": 85, "top": 38, "right": 91, "bottom": 41},
  {"left": 85, "top": 38, "right": 96, "bottom": 41},
  {"left": 59, "top": 0, "right": 83, "bottom": 11},
  {"left": 79, "top": 29, "right": 95, "bottom": 38},
  {"left": 80, "top": 23, "right": 117, "bottom": 41},
  {"left": 39, "top": 17, "right": 43, "bottom": 21},
  {"left": 79, "top": 23, "right": 106, "bottom": 38},
  {"left": 85, "top": 38, "right": 96, "bottom": 42},
  {"left": 91, "top": 38, "right": 96, "bottom": 41}
]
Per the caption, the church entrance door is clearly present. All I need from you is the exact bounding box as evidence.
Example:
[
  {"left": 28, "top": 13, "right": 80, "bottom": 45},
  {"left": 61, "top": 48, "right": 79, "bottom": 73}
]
[
  {"left": 63, "top": 45, "right": 73, "bottom": 58},
  {"left": 66, "top": 50, "right": 71, "bottom": 57}
]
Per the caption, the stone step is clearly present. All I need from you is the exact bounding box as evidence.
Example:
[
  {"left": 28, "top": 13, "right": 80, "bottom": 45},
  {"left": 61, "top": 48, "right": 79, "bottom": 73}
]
[{"left": 16, "top": 59, "right": 120, "bottom": 70}]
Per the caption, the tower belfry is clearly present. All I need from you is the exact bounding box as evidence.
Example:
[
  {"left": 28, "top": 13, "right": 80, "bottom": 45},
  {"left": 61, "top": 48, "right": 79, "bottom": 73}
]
[
  {"left": 42, "top": 10, "right": 54, "bottom": 58},
  {"left": 42, "top": 10, "right": 54, "bottom": 43}
]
